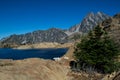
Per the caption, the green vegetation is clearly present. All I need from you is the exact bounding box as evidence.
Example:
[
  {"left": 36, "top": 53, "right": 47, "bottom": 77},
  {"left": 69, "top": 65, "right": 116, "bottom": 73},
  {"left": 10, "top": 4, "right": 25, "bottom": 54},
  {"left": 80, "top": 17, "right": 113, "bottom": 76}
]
[{"left": 74, "top": 25, "right": 120, "bottom": 73}]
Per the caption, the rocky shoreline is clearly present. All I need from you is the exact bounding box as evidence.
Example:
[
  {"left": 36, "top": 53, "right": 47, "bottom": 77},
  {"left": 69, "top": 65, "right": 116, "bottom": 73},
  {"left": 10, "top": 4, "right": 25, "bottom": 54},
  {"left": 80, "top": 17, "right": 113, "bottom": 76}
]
[{"left": 14, "top": 42, "right": 74, "bottom": 49}]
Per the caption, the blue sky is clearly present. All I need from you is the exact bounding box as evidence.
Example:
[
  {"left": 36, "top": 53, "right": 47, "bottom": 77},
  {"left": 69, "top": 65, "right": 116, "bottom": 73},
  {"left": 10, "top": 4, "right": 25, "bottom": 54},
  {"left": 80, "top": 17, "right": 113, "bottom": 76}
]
[{"left": 0, "top": 0, "right": 120, "bottom": 39}]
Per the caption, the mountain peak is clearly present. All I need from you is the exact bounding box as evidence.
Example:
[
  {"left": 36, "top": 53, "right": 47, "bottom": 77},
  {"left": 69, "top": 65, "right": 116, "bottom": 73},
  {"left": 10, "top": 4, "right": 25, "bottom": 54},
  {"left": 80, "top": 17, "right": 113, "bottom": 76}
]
[
  {"left": 68, "top": 11, "right": 110, "bottom": 33},
  {"left": 97, "top": 11, "right": 104, "bottom": 15},
  {"left": 86, "top": 12, "right": 95, "bottom": 17}
]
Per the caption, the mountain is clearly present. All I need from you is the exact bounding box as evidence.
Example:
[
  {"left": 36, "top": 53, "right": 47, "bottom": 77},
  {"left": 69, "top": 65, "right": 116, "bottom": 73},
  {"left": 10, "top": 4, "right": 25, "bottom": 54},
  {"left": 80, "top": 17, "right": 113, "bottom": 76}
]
[
  {"left": 0, "top": 28, "right": 68, "bottom": 47},
  {"left": 66, "top": 12, "right": 110, "bottom": 35},
  {"left": 0, "top": 12, "right": 111, "bottom": 47}
]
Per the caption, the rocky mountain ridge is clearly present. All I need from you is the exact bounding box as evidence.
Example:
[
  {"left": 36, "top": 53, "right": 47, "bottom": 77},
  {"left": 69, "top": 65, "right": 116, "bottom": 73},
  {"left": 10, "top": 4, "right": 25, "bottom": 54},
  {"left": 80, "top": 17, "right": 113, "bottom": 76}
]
[
  {"left": 66, "top": 12, "right": 110, "bottom": 34},
  {"left": 0, "top": 28, "right": 68, "bottom": 46},
  {"left": 0, "top": 12, "right": 110, "bottom": 47}
]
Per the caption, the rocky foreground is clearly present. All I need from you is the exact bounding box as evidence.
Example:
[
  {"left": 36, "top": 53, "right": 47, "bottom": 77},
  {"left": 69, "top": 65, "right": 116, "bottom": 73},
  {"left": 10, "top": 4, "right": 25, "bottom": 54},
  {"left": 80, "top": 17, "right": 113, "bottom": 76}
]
[
  {"left": 0, "top": 58, "right": 119, "bottom": 80},
  {"left": 0, "top": 58, "right": 69, "bottom": 80},
  {"left": 0, "top": 47, "right": 119, "bottom": 80}
]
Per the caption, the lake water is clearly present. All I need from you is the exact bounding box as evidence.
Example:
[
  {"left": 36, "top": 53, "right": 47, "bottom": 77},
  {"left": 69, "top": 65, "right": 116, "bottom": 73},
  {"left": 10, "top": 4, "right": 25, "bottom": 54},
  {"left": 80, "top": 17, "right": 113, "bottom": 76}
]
[{"left": 0, "top": 48, "right": 68, "bottom": 60}]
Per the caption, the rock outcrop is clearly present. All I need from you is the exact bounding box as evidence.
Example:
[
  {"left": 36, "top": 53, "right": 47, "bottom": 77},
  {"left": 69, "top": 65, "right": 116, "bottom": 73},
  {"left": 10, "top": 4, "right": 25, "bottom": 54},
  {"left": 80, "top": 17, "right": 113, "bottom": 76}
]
[{"left": 66, "top": 12, "right": 110, "bottom": 35}]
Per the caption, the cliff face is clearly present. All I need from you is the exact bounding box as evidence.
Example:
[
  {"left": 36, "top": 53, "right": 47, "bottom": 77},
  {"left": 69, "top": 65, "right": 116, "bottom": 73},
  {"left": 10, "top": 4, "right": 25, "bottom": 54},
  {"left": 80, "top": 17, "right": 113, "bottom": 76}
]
[
  {"left": 66, "top": 12, "right": 110, "bottom": 34},
  {"left": 0, "top": 28, "right": 68, "bottom": 46}
]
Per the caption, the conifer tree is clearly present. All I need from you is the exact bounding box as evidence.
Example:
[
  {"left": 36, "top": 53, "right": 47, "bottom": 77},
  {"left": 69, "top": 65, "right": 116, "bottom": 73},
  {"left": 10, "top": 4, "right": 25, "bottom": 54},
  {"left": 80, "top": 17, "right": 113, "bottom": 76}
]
[{"left": 74, "top": 25, "right": 120, "bottom": 73}]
